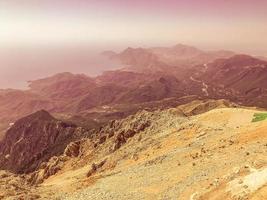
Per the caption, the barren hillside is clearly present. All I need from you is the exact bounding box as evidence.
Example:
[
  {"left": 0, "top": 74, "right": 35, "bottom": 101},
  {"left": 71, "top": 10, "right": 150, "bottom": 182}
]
[{"left": 0, "top": 100, "right": 266, "bottom": 199}]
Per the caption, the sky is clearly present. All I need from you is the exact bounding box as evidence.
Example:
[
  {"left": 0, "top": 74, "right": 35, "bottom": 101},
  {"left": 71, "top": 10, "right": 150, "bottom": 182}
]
[{"left": 0, "top": 0, "right": 266, "bottom": 88}]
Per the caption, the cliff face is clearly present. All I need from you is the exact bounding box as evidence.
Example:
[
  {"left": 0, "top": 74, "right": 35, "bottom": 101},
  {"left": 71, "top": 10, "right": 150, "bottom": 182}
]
[{"left": 0, "top": 110, "right": 84, "bottom": 173}]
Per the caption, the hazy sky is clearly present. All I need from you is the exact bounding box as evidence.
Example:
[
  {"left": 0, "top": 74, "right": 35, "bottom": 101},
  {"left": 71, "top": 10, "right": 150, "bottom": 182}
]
[
  {"left": 0, "top": 0, "right": 266, "bottom": 89},
  {"left": 0, "top": 0, "right": 266, "bottom": 52}
]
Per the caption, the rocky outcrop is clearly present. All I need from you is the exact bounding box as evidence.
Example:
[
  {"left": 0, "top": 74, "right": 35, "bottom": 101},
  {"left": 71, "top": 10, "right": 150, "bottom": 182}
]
[
  {"left": 86, "top": 159, "right": 107, "bottom": 177},
  {"left": 29, "top": 156, "right": 67, "bottom": 184},
  {"left": 89, "top": 111, "right": 153, "bottom": 153},
  {"left": 0, "top": 110, "right": 85, "bottom": 174},
  {"left": 64, "top": 141, "right": 82, "bottom": 157},
  {"left": 110, "top": 120, "right": 151, "bottom": 152}
]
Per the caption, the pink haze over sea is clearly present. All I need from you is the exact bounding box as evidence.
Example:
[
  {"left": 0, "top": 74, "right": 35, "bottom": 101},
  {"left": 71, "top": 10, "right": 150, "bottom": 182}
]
[{"left": 0, "top": 0, "right": 266, "bottom": 89}]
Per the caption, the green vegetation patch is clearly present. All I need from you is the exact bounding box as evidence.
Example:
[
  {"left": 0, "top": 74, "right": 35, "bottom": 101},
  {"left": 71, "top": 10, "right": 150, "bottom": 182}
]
[{"left": 252, "top": 113, "right": 267, "bottom": 122}]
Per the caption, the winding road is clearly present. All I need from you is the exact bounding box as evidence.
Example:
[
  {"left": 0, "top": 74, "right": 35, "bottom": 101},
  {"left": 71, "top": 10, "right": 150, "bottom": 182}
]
[{"left": 190, "top": 63, "right": 209, "bottom": 96}]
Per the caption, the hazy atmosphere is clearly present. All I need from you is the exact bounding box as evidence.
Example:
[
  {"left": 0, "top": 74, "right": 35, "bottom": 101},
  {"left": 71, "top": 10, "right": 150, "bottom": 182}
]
[
  {"left": 0, "top": 1, "right": 267, "bottom": 199},
  {"left": 0, "top": 0, "right": 267, "bottom": 89}
]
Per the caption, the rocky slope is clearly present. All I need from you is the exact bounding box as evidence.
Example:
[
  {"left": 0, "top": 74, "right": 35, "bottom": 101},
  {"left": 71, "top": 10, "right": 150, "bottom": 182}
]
[
  {"left": 196, "top": 55, "right": 267, "bottom": 107},
  {"left": 0, "top": 110, "right": 87, "bottom": 174},
  {"left": 41, "top": 101, "right": 267, "bottom": 200},
  {"left": 2, "top": 99, "right": 266, "bottom": 200}
]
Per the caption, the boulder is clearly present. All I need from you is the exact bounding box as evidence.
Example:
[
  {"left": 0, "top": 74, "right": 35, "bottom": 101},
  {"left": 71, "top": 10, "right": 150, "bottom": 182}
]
[{"left": 64, "top": 141, "right": 81, "bottom": 157}]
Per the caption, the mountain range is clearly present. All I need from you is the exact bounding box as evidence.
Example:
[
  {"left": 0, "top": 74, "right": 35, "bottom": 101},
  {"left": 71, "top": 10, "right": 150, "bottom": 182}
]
[
  {"left": 0, "top": 44, "right": 266, "bottom": 199},
  {"left": 0, "top": 45, "right": 266, "bottom": 129}
]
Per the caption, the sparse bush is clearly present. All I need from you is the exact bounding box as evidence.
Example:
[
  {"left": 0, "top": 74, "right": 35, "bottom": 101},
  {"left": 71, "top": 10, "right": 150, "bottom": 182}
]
[{"left": 252, "top": 113, "right": 267, "bottom": 122}]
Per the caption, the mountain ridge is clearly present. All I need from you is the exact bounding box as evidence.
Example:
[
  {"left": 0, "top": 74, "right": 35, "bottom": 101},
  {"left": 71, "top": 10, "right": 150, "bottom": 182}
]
[
  {"left": 1, "top": 46, "right": 267, "bottom": 136},
  {"left": 0, "top": 110, "right": 86, "bottom": 174}
]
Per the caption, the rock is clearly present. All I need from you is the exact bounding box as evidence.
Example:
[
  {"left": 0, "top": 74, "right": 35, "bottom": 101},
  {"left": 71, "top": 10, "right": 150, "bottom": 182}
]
[
  {"left": 87, "top": 163, "right": 97, "bottom": 177},
  {"left": 108, "top": 132, "right": 115, "bottom": 138},
  {"left": 124, "top": 129, "right": 136, "bottom": 138},
  {"left": 64, "top": 141, "right": 81, "bottom": 157},
  {"left": 243, "top": 185, "right": 249, "bottom": 189},
  {"left": 136, "top": 121, "right": 151, "bottom": 131},
  {"left": 131, "top": 154, "right": 139, "bottom": 161},
  {"left": 111, "top": 133, "right": 126, "bottom": 152},
  {"left": 93, "top": 143, "right": 98, "bottom": 148},
  {"left": 29, "top": 156, "right": 64, "bottom": 184},
  {"left": 98, "top": 136, "right": 107, "bottom": 144},
  {"left": 87, "top": 159, "right": 107, "bottom": 177}
]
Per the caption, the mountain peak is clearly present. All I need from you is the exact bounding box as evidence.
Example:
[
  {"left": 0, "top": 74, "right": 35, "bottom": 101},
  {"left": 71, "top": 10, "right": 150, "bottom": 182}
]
[
  {"left": 229, "top": 54, "right": 255, "bottom": 60},
  {"left": 220, "top": 54, "right": 267, "bottom": 66},
  {"left": 173, "top": 43, "right": 198, "bottom": 49},
  {"left": 29, "top": 109, "right": 54, "bottom": 120},
  {"left": 0, "top": 109, "right": 79, "bottom": 173},
  {"left": 123, "top": 47, "right": 147, "bottom": 53},
  {"left": 171, "top": 44, "right": 202, "bottom": 52},
  {"left": 12, "top": 110, "right": 55, "bottom": 128}
]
